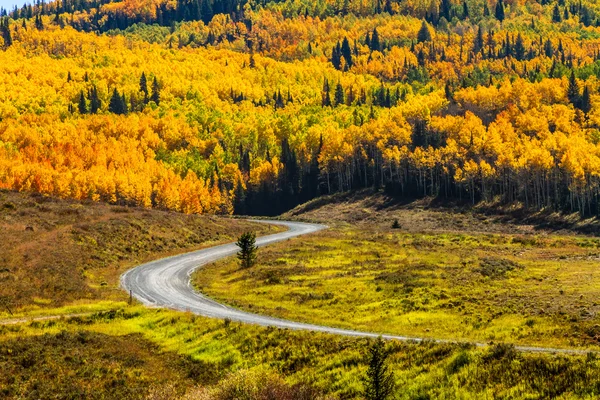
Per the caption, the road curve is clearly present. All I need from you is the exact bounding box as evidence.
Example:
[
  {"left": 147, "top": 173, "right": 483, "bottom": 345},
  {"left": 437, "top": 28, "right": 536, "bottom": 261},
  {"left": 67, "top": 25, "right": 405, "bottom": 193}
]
[{"left": 121, "top": 220, "right": 591, "bottom": 355}]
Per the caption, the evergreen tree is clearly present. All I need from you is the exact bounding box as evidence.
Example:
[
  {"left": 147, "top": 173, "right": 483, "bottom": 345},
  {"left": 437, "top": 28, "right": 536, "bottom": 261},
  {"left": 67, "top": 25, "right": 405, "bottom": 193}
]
[
  {"left": 1, "top": 19, "right": 12, "bottom": 47},
  {"left": 440, "top": 0, "right": 451, "bottom": 21},
  {"left": 363, "top": 337, "right": 395, "bottom": 400},
  {"left": 567, "top": 70, "right": 580, "bottom": 108},
  {"left": 417, "top": 20, "right": 431, "bottom": 43},
  {"left": 78, "top": 90, "right": 87, "bottom": 114},
  {"left": 35, "top": 14, "right": 43, "bottom": 30},
  {"left": 109, "top": 88, "right": 126, "bottom": 114},
  {"left": 322, "top": 78, "right": 331, "bottom": 107},
  {"left": 376, "top": 84, "right": 386, "bottom": 106},
  {"left": 581, "top": 6, "right": 592, "bottom": 26},
  {"left": 473, "top": 25, "right": 484, "bottom": 54},
  {"left": 552, "top": 4, "right": 562, "bottom": 22},
  {"left": 121, "top": 93, "right": 128, "bottom": 114},
  {"left": 90, "top": 85, "right": 101, "bottom": 114},
  {"left": 462, "top": 0, "right": 469, "bottom": 18},
  {"left": 514, "top": 33, "right": 525, "bottom": 60},
  {"left": 549, "top": 58, "right": 557, "bottom": 78},
  {"left": 384, "top": 0, "right": 393, "bottom": 14},
  {"left": 236, "top": 231, "right": 257, "bottom": 269},
  {"left": 581, "top": 85, "right": 591, "bottom": 114},
  {"left": 139, "top": 72, "right": 149, "bottom": 104},
  {"left": 495, "top": 0, "right": 505, "bottom": 23},
  {"left": 544, "top": 39, "right": 553, "bottom": 58},
  {"left": 341, "top": 37, "right": 353, "bottom": 69},
  {"left": 331, "top": 42, "right": 341, "bottom": 70},
  {"left": 370, "top": 28, "right": 381, "bottom": 52},
  {"left": 151, "top": 77, "right": 160, "bottom": 105},
  {"left": 334, "top": 82, "right": 345, "bottom": 106}
]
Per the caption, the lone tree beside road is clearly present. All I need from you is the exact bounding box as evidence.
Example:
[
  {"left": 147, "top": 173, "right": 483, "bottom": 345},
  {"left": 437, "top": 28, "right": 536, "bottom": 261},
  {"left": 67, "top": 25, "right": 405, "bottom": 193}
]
[{"left": 236, "top": 231, "right": 257, "bottom": 269}]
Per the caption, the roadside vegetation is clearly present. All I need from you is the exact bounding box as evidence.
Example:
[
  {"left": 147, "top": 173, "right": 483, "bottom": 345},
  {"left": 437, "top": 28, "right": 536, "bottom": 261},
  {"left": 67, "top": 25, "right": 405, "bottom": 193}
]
[
  {"left": 196, "top": 201, "right": 600, "bottom": 349},
  {"left": 3, "top": 307, "right": 600, "bottom": 399},
  {"left": 0, "top": 190, "right": 280, "bottom": 316}
]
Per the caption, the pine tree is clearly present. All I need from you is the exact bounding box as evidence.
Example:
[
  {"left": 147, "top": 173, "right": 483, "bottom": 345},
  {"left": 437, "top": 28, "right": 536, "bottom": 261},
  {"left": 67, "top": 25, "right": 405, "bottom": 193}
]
[
  {"left": 139, "top": 72, "right": 149, "bottom": 104},
  {"left": 109, "top": 88, "right": 125, "bottom": 114},
  {"left": 121, "top": 93, "right": 128, "bottom": 114},
  {"left": 78, "top": 90, "right": 87, "bottom": 114},
  {"left": 473, "top": 26, "right": 484, "bottom": 54},
  {"left": 514, "top": 33, "right": 525, "bottom": 61},
  {"left": 440, "top": 0, "right": 451, "bottom": 21},
  {"left": 580, "top": 85, "right": 591, "bottom": 114},
  {"left": 462, "top": 0, "right": 469, "bottom": 18},
  {"left": 370, "top": 28, "right": 381, "bottom": 52},
  {"left": 544, "top": 39, "right": 553, "bottom": 58},
  {"left": 384, "top": 0, "right": 392, "bottom": 14},
  {"left": 331, "top": 43, "right": 341, "bottom": 70},
  {"left": 90, "top": 85, "right": 101, "bottom": 114},
  {"left": 567, "top": 70, "right": 580, "bottom": 108},
  {"left": 363, "top": 337, "right": 395, "bottom": 400},
  {"left": 341, "top": 37, "right": 353, "bottom": 69},
  {"left": 334, "top": 82, "right": 345, "bottom": 106},
  {"left": 417, "top": 20, "right": 431, "bottom": 43},
  {"left": 495, "top": 0, "right": 505, "bottom": 23},
  {"left": 552, "top": 4, "right": 562, "bottom": 22},
  {"left": 35, "top": 14, "right": 44, "bottom": 30},
  {"left": 236, "top": 231, "right": 257, "bottom": 269},
  {"left": 322, "top": 78, "right": 331, "bottom": 107},
  {"left": 549, "top": 59, "right": 557, "bottom": 78},
  {"left": 1, "top": 19, "right": 12, "bottom": 48},
  {"left": 151, "top": 77, "right": 160, "bottom": 105}
]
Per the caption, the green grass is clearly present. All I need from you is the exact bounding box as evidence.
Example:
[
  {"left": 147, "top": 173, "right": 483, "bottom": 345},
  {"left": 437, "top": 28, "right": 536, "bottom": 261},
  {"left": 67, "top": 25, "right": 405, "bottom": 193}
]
[
  {"left": 3, "top": 307, "right": 600, "bottom": 399},
  {"left": 194, "top": 227, "right": 600, "bottom": 349}
]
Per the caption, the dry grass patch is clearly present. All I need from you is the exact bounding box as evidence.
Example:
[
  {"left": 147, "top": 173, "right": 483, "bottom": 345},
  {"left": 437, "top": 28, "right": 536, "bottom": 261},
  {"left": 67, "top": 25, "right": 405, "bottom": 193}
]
[{"left": 0, "top": 190, "right": 280, "bottom": 314}]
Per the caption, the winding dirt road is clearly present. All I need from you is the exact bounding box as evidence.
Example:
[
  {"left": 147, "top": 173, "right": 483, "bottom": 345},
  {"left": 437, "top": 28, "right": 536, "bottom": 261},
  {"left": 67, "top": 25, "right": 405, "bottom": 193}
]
[{"left": 120, "top": 220, "right": 592, "bottom": 355}]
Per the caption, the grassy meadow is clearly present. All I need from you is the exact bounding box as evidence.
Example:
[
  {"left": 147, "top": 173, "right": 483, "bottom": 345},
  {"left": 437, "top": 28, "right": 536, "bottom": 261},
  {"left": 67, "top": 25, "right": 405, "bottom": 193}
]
[
  {"left": 195, "top": 223, "right": 600, "bottom": 350},
  {"left": 3, "top": 307, "right": 600, "bottom": 399}
]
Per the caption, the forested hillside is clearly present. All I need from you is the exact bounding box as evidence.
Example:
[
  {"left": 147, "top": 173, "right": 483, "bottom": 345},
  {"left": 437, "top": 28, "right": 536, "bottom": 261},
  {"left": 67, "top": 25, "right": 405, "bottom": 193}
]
[{"left": 1, "top": 0, "right": 600, "bottom": 215}]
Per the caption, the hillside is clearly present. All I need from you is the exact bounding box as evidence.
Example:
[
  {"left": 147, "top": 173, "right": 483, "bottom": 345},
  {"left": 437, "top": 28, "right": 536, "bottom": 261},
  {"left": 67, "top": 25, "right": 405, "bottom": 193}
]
[
  {"left": 0, "top": 0, "right": 600, "bottom": 216},
  {"left": 285, "top": 189, "right": 600, "bottom": 235},
  {"left": 0, "top": 190, "right": 277, "bottom": 315}
]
